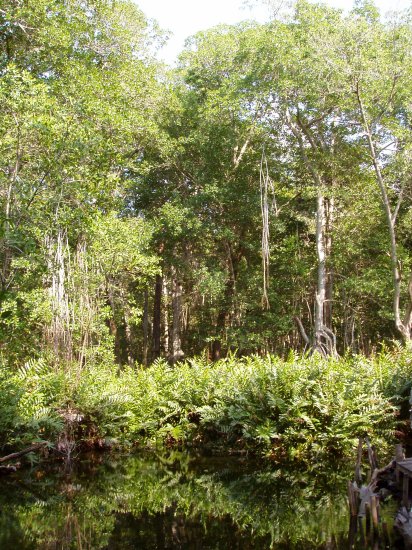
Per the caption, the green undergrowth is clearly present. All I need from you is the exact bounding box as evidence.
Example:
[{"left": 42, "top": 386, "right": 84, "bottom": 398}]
[{"left": 0, "top": 346, "right": 411, "bottom": 463}]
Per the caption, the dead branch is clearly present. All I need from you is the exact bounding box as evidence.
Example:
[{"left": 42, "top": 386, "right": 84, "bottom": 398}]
[{"left": 0, "top": 443, "right": 47, "bottom": 464}]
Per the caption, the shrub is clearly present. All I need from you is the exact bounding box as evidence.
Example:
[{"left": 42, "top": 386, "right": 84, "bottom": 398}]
[{"left": 2, "top": 347, "right": 411, "bottom": 462}]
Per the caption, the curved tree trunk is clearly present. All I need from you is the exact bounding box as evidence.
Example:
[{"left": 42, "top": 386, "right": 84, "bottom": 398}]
[{"left": 357, "top": 86, "right": 412, "bottom": 343}]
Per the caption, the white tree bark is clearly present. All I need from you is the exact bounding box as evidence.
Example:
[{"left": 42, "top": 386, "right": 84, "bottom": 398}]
[
  {"left": 286, "top": 108, "right": 337, "bottom": 354},
  {"left": 315, "top": 194, "right": 326, "bottom": 342},
  {"left": 357, "top": 86, "right": 412, "bottom": 343}
]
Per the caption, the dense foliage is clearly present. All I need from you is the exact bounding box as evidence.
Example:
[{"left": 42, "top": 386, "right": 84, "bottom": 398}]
[
  {"left": 1, "top": 0, "right": 412, "bottom": 460},
  {"left": 0, "top": 0, "right": 411, "bottom": 367},
  {"left": 1, "top": 348, "right": 410, "bottom": 461}
]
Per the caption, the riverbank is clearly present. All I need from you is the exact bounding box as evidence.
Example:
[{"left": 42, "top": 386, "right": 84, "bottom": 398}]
[{"left": 1, "top": 347, "right": 411, "bottom": 464}]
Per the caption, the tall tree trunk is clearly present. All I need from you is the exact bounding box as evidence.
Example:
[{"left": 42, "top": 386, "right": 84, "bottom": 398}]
[
  {"left": 163, "top": 276, "right": 169, "bottom": 356},
  {"left": 286, "top": 108, "right": 337, "bottom": 354},
  {"left": 1, "top": 124, "right": 21, "bottom": 294},
  {"left": 152, "top": 274, "right": 162, "bottom": 359},
  {"left": 123, "top": 304, "right": 134, "bottom": 367},
  {"left": 1, "top": 178, "right": 13, "bottom": 292},
  {"left": 211, "top": 244, "right": 241, "bottom": 360},
  {"left": 211, "top": 310, "right": 225, "bottom": 361},
  {"left": 260, "top": 149, "right": 275, "bottom": 310},
  {"left": 171, "top": 271, "right": 184, "bottom": 364},
  {"left": 314, "top": 194, "right": 327, "bottom": 352},
  {"left": 313, "top": 195, "right": 337, "bottom": 356},
  {"left": 324, "top": 197, "right": 334, "bottom": 331},
  {"left": 107, "top": 283, "right": 120, "bottom": 362},
  {"left": 75, "top": 236, "right": 92, "bottom": 368},
  {"left": 45, "top": 230, "right": 73, "bottom": 362},
  {"left": 142, "top": 288, "right": 149, "bottom": 367},
  {"left": 357, "top": 86, "right": 412, "bottom": 343}
]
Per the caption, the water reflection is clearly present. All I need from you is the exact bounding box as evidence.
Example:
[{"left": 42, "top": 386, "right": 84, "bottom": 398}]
[{"left": 0, "top": 452, "right": 401, "bottom": 549}]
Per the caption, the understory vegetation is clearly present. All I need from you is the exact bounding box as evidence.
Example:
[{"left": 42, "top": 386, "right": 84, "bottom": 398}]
[{"left": 1, "top": 347, "right": 410, "bottom": 462}]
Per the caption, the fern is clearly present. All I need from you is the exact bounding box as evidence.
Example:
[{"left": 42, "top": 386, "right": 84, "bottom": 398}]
[{"left": 2, "top": 346, "right": 411, "bottom": 461}]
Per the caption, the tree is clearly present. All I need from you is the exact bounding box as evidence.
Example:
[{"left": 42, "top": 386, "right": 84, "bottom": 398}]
[
  {"left": 343, "top": 3, "right": 412, "bottom": 343},
  {"left": 0, "top": 0, "right": 165, "bottom": 366}
]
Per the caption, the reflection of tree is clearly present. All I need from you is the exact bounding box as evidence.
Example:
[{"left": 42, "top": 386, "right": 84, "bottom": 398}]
[{"left": 0, "top": 453, "right": 387, "bottom": 549}]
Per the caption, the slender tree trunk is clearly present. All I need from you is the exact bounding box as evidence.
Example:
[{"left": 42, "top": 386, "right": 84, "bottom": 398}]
[
  {"left": 1, "top": 123, "right": 21, "bottom": 293},
  {"left": 107, "top": 283, "right": 119, "bottom": 361},
  {"left": 1, "top": 179, "right": 13, "bottom": 291},
  {"left": 142, "top": 288, "right": 149, "bottom": 367},
  {"left": 314, "top": 194, "right": 327, "bottom": 351},
  {"left": 357, "top": 86, "right": 412, "bottom": 343},
  {"left": 123, "top": 305, "right": 134, "bottom": 367},
  {"left": 75, "top": 237, "right": 92, "bottom": 369},
  {"left": 285, "top": 108, "right": 337, "bottom": 354},
  {"left": 260, "top": 149, "right": 274, "bottom": 310},
  {"left": 152, "top": 273, "right": 162, "bottom": 359},
  {"left": 324, "top": 197, "right": 334, "bottom": 330},
  {"left": 211, "top": 312, "right": 224, "bottom": 361},
  {"left": 171, "top": 271, "right": 184, "bottom": 363},
  {"left": 211, "top": 245, "right": 241, "bottom": 360},
  {"left": 45, "top": 230, "right": 73, "bottom": 362},
  {"left": 163, "top": 276, "right": 169, "bottom": 356}
]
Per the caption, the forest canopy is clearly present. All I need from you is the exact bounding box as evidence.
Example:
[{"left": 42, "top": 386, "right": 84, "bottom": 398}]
[{"left": 0, "top": 0, "right": 411, "bottom": 369}]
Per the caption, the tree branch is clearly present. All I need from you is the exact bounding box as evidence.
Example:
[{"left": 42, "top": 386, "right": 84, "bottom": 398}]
[
  {"left": 0, "top": 443, "right": 47, "bottom": 464},
  {"left": 294, "top": 316, "right": 310, "bottom": 345}
]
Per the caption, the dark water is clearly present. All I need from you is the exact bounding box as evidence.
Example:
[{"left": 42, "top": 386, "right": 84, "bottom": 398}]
[{"left": 0, "top": 451, "right": 402, "bottom": 549}]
